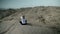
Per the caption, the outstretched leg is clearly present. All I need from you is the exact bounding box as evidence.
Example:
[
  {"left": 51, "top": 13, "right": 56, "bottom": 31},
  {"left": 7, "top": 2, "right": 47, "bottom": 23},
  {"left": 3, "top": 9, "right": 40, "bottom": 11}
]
[{"left": 20, "top": 21, "right": 22, "bottom": 24}]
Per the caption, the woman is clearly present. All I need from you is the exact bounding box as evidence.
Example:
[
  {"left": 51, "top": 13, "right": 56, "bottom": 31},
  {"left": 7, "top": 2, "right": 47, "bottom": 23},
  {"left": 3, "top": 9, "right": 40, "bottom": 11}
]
[{"left": 20, "top": 15, "right": 27, "bottom": 25}]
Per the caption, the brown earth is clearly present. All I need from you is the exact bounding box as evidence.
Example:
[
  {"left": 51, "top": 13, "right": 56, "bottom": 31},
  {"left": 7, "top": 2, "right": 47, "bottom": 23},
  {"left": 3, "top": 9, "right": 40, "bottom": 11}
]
[{"left": 0, "top": 6, "right": 60, "bottom": 34}]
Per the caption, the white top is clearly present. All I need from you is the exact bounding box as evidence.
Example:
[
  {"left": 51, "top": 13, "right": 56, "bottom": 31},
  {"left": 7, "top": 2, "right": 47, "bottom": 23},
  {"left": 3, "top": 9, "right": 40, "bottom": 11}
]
[{"left": 20, "top": 16, "right": 26, "bottom": 24}]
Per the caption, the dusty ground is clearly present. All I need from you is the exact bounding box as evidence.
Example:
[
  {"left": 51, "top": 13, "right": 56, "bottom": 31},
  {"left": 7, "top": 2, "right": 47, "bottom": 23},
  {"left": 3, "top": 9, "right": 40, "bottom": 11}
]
[{"left": 0, "top": 6, "right": 60, "bottom": 34}]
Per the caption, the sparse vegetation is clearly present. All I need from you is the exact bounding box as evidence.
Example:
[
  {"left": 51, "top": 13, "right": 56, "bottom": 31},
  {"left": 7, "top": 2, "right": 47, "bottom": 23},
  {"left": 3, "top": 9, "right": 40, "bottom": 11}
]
[
  {"left": 0, "top": 6, "right": 60, "bottom": 34},
  {"left": 0, "top": 9, "right": 17, "bottom": 19}
]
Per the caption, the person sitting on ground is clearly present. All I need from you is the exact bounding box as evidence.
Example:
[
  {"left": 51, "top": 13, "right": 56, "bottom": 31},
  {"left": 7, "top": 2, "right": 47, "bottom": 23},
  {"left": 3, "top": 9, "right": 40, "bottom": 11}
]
[{"left": 20, "top": 15, "right": 27, "bottom": 25}]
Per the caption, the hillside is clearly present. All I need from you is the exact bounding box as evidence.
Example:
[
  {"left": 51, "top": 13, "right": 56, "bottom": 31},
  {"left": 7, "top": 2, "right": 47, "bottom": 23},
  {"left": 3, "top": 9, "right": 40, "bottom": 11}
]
[{"left": 0, "top": 6, "right": 60, "bottom": 34}]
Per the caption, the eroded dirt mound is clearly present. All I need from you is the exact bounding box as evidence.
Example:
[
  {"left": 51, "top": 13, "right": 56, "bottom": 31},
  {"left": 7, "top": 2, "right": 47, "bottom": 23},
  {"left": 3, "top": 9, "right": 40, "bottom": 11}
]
[{"left": 0, "top": 9, "right": 20, "bottom": 19}]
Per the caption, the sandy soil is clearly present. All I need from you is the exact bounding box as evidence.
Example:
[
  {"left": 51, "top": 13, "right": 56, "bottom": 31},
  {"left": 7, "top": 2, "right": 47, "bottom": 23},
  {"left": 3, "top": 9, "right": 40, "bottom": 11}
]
[{"left": 0, "top": 6, "right": 60, "bottom": 34}]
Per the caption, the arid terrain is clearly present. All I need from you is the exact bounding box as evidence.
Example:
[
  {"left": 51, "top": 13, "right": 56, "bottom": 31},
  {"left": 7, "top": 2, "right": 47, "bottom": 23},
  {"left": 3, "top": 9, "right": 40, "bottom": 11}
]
[{"left": 0, "top": 6, "right": 60, "bottom": 34}]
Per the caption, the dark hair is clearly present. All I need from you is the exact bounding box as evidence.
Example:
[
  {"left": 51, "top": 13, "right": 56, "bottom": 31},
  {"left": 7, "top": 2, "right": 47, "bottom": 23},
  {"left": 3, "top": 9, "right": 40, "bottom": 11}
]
[{"left": 23, "top": 15, "right": 25, "bottom": 19}]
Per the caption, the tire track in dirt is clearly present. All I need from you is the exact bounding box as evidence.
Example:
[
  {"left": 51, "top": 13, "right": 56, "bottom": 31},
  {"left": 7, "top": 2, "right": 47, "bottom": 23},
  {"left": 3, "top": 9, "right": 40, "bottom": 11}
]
[{"left": 0, "top": 22, "right": 17, "bottom": 34}]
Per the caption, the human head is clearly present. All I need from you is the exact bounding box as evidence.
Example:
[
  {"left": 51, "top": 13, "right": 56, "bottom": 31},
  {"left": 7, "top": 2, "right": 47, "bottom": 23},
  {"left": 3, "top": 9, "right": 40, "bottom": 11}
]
[{"left": 22, "top": 15, "right": 25, "bottom": 19}]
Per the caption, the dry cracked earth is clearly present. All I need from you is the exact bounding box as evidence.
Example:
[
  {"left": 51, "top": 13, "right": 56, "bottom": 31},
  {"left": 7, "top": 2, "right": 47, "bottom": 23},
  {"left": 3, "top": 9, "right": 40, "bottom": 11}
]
[{"left": 0, "top": 6, "right": 60, "bottom": 34}]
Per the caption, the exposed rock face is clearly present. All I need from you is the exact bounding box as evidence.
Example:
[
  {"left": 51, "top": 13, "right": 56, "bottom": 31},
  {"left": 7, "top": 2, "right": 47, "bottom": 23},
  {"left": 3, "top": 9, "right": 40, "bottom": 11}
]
[{"left": 0, "top": 6, "right": 60, "bottom": 34}]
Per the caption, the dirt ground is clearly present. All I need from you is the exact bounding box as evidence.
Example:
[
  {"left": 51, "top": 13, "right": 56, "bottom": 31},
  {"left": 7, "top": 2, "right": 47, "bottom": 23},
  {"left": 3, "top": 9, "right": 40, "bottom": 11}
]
[{"left": 0, "top": 6, "right": 60, "bottom": 34}]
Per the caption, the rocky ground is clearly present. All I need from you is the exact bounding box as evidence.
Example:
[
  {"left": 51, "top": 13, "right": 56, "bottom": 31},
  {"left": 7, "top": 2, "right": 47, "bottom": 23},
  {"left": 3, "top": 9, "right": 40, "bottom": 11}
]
[{"left": 0, "top": 6, "right": 60, "bottom": 34}]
